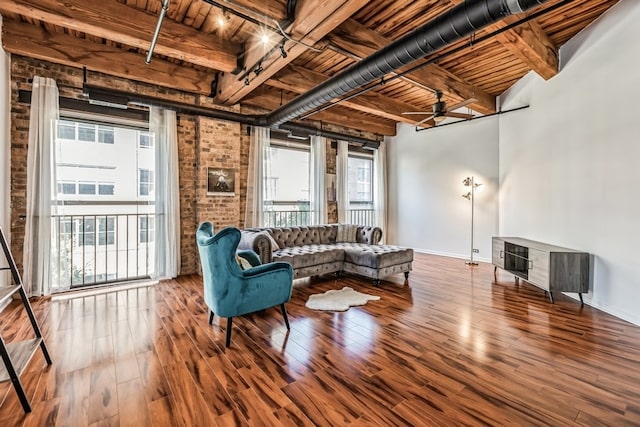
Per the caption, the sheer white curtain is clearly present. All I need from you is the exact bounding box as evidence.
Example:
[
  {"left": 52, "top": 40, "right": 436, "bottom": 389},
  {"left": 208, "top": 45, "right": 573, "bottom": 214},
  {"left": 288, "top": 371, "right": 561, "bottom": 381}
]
[
  {"left": 336, "top": 140, "right": 350, "bottom": 224},
  {"left": 373, "top": 140, "right": 387, "bottom": 243},
  {"left": 245, "top": 126, "right": 270, "bottom": 227},
  {"left": 309, "top": 135, "right": 327, "bottom": 224},
  {"left": 23, "top": 76, "right": 59, "bottom": 296},
  {"left": 150, "top": 107, "right": 180, "bottom": 279}
]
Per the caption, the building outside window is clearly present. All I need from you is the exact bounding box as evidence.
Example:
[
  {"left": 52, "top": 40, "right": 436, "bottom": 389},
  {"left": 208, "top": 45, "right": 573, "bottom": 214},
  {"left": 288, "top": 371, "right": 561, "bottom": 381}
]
[
  {"left": 98, "top": 183, "right": 115, "bottom": 195},
  {"left": 78, "top": 182, "right": 97, "bottom": 195},
  {"left": 138, "top": 169, "right": 154, "bottom": 196},
  {"left": 98, "top": 126, "right": 115, "bottom": 144},
  {"left": 98, "top": 217, "right": 116, "bottom": 245},
  {"left": 57, "top": 120, "right": 76, "bottom": 140},
  {"left": 139, "top": 131, "right": 154, "bottom": 149},
  {"left": 58, "top": 181, "right": 76, "bottom": 195},
  {"left": 78, "top": 123, "right": 96, "bottom": 142},
  {"left": 139, "top": 216, "right": 155, "bottom": 243}
]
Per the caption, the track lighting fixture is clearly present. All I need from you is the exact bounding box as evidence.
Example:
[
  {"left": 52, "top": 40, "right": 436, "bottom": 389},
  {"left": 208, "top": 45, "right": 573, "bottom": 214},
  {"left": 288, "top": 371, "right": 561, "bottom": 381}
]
[{"left": 279, "top": 44, "right": 287, "bottom": 59}]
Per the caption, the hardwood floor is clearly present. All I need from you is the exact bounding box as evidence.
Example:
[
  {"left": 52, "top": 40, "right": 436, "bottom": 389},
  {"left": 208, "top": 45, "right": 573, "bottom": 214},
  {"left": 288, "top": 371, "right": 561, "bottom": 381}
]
[{"left": 1, "top": 253, "right": 639, "bottom": 426}]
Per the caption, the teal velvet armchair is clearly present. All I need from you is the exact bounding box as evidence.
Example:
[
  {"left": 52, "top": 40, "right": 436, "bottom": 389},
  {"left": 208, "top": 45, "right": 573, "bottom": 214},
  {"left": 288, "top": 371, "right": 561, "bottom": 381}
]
[{"left": 196, "top": 222, "right": 294, "bottom": 347}]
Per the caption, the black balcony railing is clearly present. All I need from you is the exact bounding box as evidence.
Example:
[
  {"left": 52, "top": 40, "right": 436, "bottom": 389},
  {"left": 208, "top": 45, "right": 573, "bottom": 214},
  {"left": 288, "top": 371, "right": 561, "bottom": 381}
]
[
  {"left": 53, "top": 213, "right": 154, "bottom": 290},
  {"left": 261, "top": 206, "right": 375, "bottom": 228},
  {"left": 263, "top": 210, "right": 315, "bottom": 228},
  {"left": 349, "top": 208, "right": 374, "bottom": 226}
]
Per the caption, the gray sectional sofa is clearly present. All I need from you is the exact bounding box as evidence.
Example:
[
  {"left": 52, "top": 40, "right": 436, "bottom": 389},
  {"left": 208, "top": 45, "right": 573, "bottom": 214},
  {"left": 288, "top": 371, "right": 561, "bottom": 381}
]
[{"left": 238, "top": 224, "right": 413, "bottom": 285}]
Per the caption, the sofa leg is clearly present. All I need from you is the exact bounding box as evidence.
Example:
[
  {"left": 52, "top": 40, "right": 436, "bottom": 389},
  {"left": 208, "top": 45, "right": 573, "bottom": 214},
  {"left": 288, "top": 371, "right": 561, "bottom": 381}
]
[
  {"left": 404, "top": 272, "right": 410, "bottom": 280},
  {"left": 225, "top": 317, "right": 233, "bottom": 348},
  {"left": 208, "top": 310, "right": 214, "bottom": 325},
  {"left": 281, "top": 304, "right": 291, "bottom": 330},
  {"left": 373, "top": 279, "right": 380, "bottom": 287}
]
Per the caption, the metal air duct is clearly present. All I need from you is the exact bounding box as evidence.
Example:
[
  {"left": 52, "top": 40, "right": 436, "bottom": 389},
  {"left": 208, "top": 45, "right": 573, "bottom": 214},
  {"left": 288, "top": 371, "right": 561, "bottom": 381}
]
[{"left": 265, "top": 0, "right": 550, "bottom": 126}]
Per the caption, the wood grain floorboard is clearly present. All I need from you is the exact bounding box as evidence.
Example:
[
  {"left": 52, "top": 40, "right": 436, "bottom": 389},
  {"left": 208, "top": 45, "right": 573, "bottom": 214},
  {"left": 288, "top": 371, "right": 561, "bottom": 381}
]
[{"left": 1, "top": 253, "right": 640, "bottom": 425}]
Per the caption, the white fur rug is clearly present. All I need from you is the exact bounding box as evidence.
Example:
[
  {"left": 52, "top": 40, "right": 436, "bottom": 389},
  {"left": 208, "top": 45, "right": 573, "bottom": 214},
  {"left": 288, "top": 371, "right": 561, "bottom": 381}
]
[{"left": 305, "top": 287, "right": 380, "bottom": 311}]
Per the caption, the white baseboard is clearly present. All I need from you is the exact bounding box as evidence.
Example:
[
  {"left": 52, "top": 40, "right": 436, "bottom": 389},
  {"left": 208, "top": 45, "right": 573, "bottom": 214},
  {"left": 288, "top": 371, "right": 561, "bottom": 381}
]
[
  {"left": 413, "top": 247, "right": 491, "bottom": 264},
  {"left": 563, "top": 293, "right": 640, "bottom": 327},
  {"left": 412, "top": 250, "right": 640, "bottom": 326}
]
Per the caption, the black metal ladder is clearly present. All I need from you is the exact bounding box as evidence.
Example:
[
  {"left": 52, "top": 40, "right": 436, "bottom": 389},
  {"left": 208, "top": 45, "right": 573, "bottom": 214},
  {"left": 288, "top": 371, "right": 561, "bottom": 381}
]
[{"left": 0, "top": 226, "right": 52, "bottom": 413}]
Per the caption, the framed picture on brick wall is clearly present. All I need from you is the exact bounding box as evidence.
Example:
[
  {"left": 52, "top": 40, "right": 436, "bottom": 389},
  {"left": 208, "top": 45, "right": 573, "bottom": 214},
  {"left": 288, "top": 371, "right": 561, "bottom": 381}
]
[{"left": 207, "top": 167, "right": 236, "bottom": 196}]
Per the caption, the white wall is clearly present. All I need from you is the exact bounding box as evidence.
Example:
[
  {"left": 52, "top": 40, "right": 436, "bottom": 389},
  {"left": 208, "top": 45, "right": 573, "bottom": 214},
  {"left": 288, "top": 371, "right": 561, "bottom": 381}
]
[
  {"left": 499, "top": 0, "right": 640, "bottom": 324},
  {"left": 387, "top": 116, "right": 499, "bottom": 262},
  {"left": 1, "top": 16, "right": 10, "bottom": 286}
]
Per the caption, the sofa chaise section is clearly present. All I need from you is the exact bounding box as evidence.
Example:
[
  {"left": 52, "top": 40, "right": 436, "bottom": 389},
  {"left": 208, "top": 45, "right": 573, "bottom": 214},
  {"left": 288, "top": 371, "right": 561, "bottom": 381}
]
[{"left": 239, "top": 225, "right": 412, "bottom": 285}]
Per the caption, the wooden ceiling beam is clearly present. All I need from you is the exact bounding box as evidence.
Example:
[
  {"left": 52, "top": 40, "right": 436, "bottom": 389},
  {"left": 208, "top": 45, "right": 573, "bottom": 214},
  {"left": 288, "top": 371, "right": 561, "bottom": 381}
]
[
  {"left": 215, "top": 0, "right": 368, "bottom": 105},
  {"left": 243, "top": 87, "right": 397, "bottom": 136},
  {"left": 0, "top": 0, "right": 240, "bottom": 72},
  {"left": 218, "top": 0, "right": 288, "bottom": 22},
  {"left": 2, "top": 19, "right": 215, "bottom": 95},
  {"left": 327, "top": 19, "right": 496, "bottom": 115},
  {"left": 267, "top": 65, "right": 420, "bottom": 124},
  {"left": 486, "top": 16, "right": 558, "bottom": 80}
]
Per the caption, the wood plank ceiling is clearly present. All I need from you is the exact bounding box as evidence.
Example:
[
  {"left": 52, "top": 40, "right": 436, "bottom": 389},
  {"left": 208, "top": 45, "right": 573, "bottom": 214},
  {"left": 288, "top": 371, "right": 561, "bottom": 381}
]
[{"left": 0, "top": 0, "right": 620, "bottom": 136}]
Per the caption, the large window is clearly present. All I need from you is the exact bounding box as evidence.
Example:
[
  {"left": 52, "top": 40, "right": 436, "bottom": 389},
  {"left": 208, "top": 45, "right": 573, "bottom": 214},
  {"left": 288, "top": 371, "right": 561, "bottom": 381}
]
[
  {"left": 263, "top": 143, "right": 310, "bottom": 227},
  {"left": 347, "top": 154, "right": 374, "bottom": 225},
  {"left": 54, "top": 115, "right": 156, "bottom": 289},
  {"left": 348, "top": 155, "right": 373, "bottom": 203}
]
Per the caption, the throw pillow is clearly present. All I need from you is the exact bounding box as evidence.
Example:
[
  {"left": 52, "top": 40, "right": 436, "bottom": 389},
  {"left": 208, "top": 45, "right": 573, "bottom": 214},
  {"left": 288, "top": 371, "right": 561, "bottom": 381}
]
[
  {"left": 236, "top": 255, "right": 253, "bottom": 270},
  {"left": 346, "top": 224, "right": 358, "bottom": 242},
  {"left": 262, "top": 231, "right": 280, "bottom": 251},
  {"left": 337, "top": 224, "right": 359, "bottom": 243}
]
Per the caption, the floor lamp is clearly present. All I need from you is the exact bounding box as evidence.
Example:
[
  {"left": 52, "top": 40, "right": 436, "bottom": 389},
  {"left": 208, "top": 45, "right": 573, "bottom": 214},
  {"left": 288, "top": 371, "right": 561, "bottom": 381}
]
[{"left": 462, "top": 176, "right": 482, "bottom": 266}]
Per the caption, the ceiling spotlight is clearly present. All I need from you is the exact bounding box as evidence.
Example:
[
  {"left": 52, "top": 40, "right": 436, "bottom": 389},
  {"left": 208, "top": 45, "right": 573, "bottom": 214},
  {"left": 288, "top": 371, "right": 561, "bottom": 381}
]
[
  {"left": 254, "top": 63, "right": 264, "bottom": 76},
  {"left": 260, "top": 33, "right": 270, "bottom": 45},
  {"left": 217, "top": 9, "right": 230, "bottom": 27}
]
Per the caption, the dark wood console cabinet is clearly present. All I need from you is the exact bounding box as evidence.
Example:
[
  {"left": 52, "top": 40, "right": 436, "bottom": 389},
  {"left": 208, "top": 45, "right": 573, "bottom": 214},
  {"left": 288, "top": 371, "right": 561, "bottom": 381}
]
[{"left": 492, "top": 237, "right": 589, "bottom": 304}]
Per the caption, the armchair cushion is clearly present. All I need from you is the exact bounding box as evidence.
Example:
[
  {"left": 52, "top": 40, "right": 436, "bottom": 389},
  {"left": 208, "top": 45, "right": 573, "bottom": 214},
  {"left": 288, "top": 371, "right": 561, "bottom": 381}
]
[{"left": 236, "top": 250, "right": 261, "bottom": 268}]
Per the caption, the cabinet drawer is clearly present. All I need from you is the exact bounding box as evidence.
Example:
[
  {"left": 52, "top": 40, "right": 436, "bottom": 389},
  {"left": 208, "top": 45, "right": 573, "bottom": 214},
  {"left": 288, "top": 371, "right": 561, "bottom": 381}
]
[
  {"left": 528, "top": 248, "right": 549, "bottom": 289},
  {"left": 492, "top": 238, "right": 505, "bottom": 268}
]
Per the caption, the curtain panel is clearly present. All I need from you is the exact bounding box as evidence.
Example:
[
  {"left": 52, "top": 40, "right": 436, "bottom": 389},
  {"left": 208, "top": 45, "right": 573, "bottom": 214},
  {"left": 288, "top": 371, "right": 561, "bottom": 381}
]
[
  {"left": 151, "top": 107, "right": 181, "bottom": 279},
  {"left": 374, "top": 140, "right": 387, "bottom": 243},
  {"left": 245, "top": 127, "right": 270, "bottom": 228},
  {"left": 336, "top": 140, "right": 350, "bottom": 224},
  {"left": 23, "top": 76, "right": 59, "bottom": 296},
  {"left": 309, "top": 136, "right": 327, "bottom": 224}
]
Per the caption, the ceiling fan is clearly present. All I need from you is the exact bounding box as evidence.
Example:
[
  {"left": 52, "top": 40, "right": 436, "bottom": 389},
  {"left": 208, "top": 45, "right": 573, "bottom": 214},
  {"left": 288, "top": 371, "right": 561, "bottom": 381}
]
[{"left": 403, "top": 90, "right": 476, "bottom": 128}]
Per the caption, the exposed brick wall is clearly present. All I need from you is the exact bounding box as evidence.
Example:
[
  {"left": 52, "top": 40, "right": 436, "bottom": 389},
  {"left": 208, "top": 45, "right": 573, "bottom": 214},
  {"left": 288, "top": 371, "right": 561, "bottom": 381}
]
[
  {"left": 9, "top": 54, "right": 377, "bottom": 278},
  {"left": 195, "top": 115, "right": 242, "bottom": 230}
]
